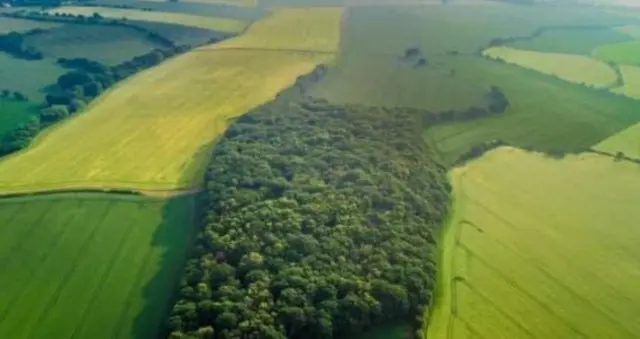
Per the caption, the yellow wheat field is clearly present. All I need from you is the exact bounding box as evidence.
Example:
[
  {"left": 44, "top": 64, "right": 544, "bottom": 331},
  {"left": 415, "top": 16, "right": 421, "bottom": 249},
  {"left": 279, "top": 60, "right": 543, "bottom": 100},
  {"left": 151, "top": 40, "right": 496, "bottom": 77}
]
[
  {"left": 214, "top": 7, "right": 343, "bottom": 52},
  {"left": 0, "top": 8, "right": 343, "bottom": 194},
  {"left": 427, "top": 147, "right": 640, "bottom": 339}
]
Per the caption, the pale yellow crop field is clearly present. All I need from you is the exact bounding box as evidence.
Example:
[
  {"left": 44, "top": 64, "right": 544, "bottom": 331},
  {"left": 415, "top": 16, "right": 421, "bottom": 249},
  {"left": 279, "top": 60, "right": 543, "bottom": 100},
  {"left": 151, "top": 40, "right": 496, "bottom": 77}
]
[
  {"left": 426, "top": 147, "right": 640, "bottom": 339},
  {"left": 0, "top": 49, "right": 332, "bottom": 194},
  {"left": 612, "top": 64, "right": 640, "bottom": 98},
  {"left": 616, "top": 25, "right": 640, "bottom": 38},
  {"left": 214, "top": 8, "right": 343, "bottom": 52},
  {"left": 47, "top": 6, "right": 247, "bottom": 32},
  {"left": 596, "top": 121, "right": 640, "bottom": 160},
  {"left": 483, "top": 46, "right": 617, "bottom": 87}
]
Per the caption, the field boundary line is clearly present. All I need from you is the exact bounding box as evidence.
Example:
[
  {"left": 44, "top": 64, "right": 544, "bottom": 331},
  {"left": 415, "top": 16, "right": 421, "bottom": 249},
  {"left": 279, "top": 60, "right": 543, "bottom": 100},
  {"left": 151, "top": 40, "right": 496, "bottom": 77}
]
[
  {"left": 459, "top": 279, "right": 538, "bottom": 339},
  {"left": 25, "top": 202, "right": 116, "bottom": 331},
  {"left": 0, "top": 187, "right": 203, "bottom": 199},
  {"left": 461, "top": 243, "right": 589, "bottom": 338},
  {"left": 463, "top": 199, "right": 638, "bottom": 338},
  {"left": 67, "top": 205, "right": 143, "bottom": 339}
]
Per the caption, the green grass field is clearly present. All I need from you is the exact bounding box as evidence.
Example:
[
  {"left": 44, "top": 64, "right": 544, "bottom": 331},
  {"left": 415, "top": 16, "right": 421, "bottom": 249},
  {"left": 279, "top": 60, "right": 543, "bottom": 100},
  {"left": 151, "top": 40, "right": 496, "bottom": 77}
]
[
  {"left": 23, "top": 24, "right": 164, "bottom": 66},
  {"left": 595, "top": 121, "right": 640, "bottom": 160},
  {"left": 483, "top": 46, "right": 618, "bottom": 87},
  {"left": 0, "top": 8, "right": 339, "bottom": 194},
  {"left": 0, "top": 99, "right": 40, "bottom": 140},
  {"left": 425, "top": 56, "right": 640, "bottom": 165},
  {"left": 309, "top": 4, "right": 633, "bottom": 110},
  {"left": 125, "top": 20, "right": 230, "bottom": 46},
  {"left": 0, "top": 193, "right": 195, "bottom": 339},
  {"left": 426, "top": 147, "right": 640, "bottom": 339},
  {"left": 507, "top": 28, "right": 632, "bottom": 55},
  {"left": 593, "top": 40, "right": 640, "bottom": 65},
  {"left": 0, "top": 16, "right": 62, "bottom": 33},
  {"left": 0, "top": 54, "right": 66, "bottom": 101},
  {"left": 48, "top": 6, "right": 248, "bottom": 32}
]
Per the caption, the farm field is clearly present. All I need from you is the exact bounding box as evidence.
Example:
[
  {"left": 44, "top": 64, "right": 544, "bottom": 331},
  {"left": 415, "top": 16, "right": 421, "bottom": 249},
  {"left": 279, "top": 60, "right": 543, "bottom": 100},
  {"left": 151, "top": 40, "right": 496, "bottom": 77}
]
[
  {"left": 310, "top": 4, "right": 634, "bottom": 110},
  {"left": 507, "top": 27, "right": 632, "bottom": 55},
  {"left": 0, "top": 99, "right": 40, "bottom": 139},
  {"left": 128, "top": 20, "right": 231, "bottom": 46},
  {"left": 310, "top": 54, "right": 489, "bottom": 111},
  {"left": 595, "top": 122, "right": 640, "bottom": 160},
  {"left": 0, "top": 54, "right": 66, "bottom": 101},
  {"left": 0, "top": 193, "right": 195, "bottom": 339},
  {"left": 593, "top": 40, "right": 640, "bottom": 65},
  {"left": 425, "top": 56, "right": 640, "bottom": 165},
  {"left": 483, "top": 46, "right": 617, "bottom": 87},
  {"left": 617, "top": 25, "right": 640, "bottom": 39},
  {"left": 95, "top": 0, "right": 266, "bottom": 20},
  {"left": 0, "top": 16, "right": 61, "bottom": 34},
  {"left": 47, "top": 6, "right": 247, "bottom": 32},
  {"left": 23, "top": 24, "right": 165, "bottom": 66},
  {"left": 214, "top": 7, "right": 343, "bottom": 52},
  {"left": 0, "top": 8, "right": 340, "bottom": 194},
  {"left": 0, "top": 50, "right": 332, "bottom": 194},
  {"left": 426, "top": 147, "right": 640, "bottom": 339},
  {"left": 145, "top": 0, "right": 257, "bottom": 6},
  {"left": 612, "top": 64, "right": 640, "bottom": 98}
]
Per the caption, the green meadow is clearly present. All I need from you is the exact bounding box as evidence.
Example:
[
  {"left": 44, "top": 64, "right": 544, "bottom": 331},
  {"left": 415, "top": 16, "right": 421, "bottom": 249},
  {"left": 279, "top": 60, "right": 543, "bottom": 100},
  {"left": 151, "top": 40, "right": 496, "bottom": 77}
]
[{"left": 0, "top": 193, "right": 195, "bottom": 339}]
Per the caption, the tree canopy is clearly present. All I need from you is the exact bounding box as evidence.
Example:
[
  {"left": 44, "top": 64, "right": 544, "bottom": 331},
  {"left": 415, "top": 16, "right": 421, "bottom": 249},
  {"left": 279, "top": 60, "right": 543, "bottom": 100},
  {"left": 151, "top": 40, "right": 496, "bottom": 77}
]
[{"left": 166, "top": 84, "right": 451, "bottom": 339}]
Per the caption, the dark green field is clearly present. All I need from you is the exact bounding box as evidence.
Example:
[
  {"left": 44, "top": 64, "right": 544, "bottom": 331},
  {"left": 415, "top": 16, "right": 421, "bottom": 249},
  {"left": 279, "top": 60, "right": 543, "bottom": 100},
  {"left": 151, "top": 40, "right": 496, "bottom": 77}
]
[
  {"left": 0, "top": 16, "right": 61, "bottom": 34},
  {"left": 0, "top": 99, "right": 40, "bottom": 140},
  {"left": 0, "top": 54, "right": 65, "bottom": 101},
  {"left": 23, "top": 24, "right": 165, "bottom": 65},
  {"left": 0, "top": 193, "right": 195, "bottom": 339},
  {"left": 128, "top": 20, "right": 231, "bottom": 46}
]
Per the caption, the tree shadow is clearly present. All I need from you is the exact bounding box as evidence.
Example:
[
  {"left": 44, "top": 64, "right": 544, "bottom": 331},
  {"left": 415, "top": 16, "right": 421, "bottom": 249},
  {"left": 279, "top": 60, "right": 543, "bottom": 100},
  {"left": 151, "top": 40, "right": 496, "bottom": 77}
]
[{"left": 129, "top": 192, "right": 202, "bottom": 339}]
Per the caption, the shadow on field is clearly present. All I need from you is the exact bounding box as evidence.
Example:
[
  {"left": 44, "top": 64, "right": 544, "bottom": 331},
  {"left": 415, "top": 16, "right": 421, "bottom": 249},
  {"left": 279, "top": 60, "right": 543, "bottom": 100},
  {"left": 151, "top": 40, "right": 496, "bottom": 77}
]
[{"left": 129, "top": 192, "right": 201, "bottom": 339}]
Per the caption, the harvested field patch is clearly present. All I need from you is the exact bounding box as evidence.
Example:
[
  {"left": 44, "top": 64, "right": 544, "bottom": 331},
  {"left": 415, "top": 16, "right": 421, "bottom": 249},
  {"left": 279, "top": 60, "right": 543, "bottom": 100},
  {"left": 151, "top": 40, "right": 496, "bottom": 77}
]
[
  {"left": 23, "top": 24, "right": 164, "bottom": 66},
  {"left": 214, "top": 7, "right": 343, "bottom": 52},
  {"left": 0, "top": 16, "right": 61, "bottom": 34},
  {"left": 427, "top": 147, "right": 640, "bottom": 339},
  {"left": 146, "top": 0, "right": 256, "bottom": 6},
  {"left": 483, "top": 46, "right": 617, "bottom": 87},
  {"left": 0, "top": 193, "right": 195, "bottom": 339},
  {"left": 48, "top": 6, "right": 247, "bottom": 32},
  {"left": 96, "top": 0, "right": 265, "bottom": 20}
]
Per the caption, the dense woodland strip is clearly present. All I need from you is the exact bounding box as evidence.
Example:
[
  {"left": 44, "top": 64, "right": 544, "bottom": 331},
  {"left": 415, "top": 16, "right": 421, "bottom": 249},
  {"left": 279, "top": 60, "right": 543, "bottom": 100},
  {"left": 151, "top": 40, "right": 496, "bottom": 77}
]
[{"left": 166, "top": 77, "right": 451, "bottom": 338}]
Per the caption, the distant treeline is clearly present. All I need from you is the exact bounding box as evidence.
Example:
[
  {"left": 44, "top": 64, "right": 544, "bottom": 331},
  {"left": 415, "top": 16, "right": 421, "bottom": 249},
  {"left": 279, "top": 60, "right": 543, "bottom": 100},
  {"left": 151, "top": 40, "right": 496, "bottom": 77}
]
[
  {"left": 423, "top": 85, "right": 508, "bottom": 124},
  {"left": 0, "top": 46, "right": 187, "bottom": 156},
  {"left": 165, "top": 69, "right": 451, "bottom": 339},
  {"left": 0, "top": 10, "right": 230, "bottom": 157}
]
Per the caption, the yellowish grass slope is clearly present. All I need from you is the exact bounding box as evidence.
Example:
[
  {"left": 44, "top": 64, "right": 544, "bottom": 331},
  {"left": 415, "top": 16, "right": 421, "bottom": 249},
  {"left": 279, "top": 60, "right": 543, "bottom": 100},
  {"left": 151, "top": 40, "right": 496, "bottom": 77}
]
[
  {"left": 596, "top": 121, "right": 640, "bottom": 160},
  {"left": 612, "top": 64, "right": 640, "bottom": 98},
  {"left": 214, "top": 8, "right": 343, "bottom": 52},
  {"left": 427, "top": 147, "right": 640, "bottom": 339},
  {"left": 47, "top": 6, "right": 247, "bottom": 32},
  {"left": 483, "top": 46, "right": 617, "bottom": 87},
  {"left": 0, "top": 8, "right": 342, "bottom": 194}
]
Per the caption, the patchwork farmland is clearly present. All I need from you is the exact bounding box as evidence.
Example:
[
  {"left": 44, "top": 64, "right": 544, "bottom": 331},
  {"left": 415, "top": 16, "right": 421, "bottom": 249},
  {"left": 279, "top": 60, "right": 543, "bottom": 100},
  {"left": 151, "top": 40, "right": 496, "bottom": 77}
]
[{"left": 1, "top": 0, "right": 640, "bottom": 338}]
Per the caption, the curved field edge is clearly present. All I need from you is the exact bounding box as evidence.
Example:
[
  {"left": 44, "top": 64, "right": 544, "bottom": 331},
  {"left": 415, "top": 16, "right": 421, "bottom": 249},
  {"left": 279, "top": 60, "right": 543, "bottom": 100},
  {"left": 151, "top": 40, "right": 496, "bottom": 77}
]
[
  {"left": 482, "top": 46, "right": 618, "bottom": 88},
  {"left": 595, "top": 121, "right": 640, "bottom": 161},
  {"left": 425, "top": 147, "right": 640, "bottom": 338},
  {"left": 0, "top": 192, "right": 197, "bottom": 339},
  {"left": 0, "top": 8, "right": 342, "bottom": 195}
]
